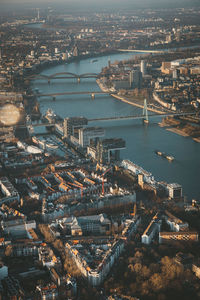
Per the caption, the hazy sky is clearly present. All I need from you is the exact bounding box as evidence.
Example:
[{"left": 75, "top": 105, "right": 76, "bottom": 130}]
[{"left": 0, "top": 0, "right": 199, "bottom": 11}]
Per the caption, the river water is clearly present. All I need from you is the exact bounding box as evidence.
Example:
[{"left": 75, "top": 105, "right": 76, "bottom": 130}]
[{"left": 31, "top": 53, "right": 200, "bottom": 201}]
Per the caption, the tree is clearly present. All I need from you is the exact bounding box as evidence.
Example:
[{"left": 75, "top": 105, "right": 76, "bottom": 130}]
[
  {"left": 161, "top": 256, "right": 183, "bottom": 281},
  {"left": 141, "top": 281, "right": 150, "bottom": 296},
  {"left": 140, "top": 265, "right": 150, "bottom": 279},
  {"left": 133, "top": 262, "right": 142, "bottom": 274},
  {"left": 150, "top": 273, "right": 164, "bottom": 291}
]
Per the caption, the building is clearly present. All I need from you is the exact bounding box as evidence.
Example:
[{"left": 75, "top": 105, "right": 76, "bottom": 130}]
[
  {"left": 63, "top": 117, "right": 88, "bottom": 138},
  {"left": 59, "top": 213, "right": 111, "bottom": 236},
  {"left": 78, "top": 127, "right": 105, "bottom": 148},
  {"left": 97, "top": 138, "right": 125, "bottom": 164},
  {"left": 1, "top": 219, "right": 36, "bottom": 238},
  {"left": 161, "top": 61, "right": 171, "bottom": 73},
  {"left": 88, "top": 138, "right": 125, "bottom": 164},
  {"left": 121, "top": 159, "right": 154, "bottom": 184},
  {"left": 159, "top": 231, "right": 198, "bottom": 244},
  {"left": 12, "top": 243, "right": 38, "bottom": 257},
  {"left": 141, "top": 215, "right": 161, "bottom": 244},
  {"left": 73, "top": 45, "right": 79, "bottom": 57},
  {"left": 166, "top": 33, "right": 172, "bottom": 43},
  {"left": 121, "top": 216, "right": 141, "bottom": 240},
  {"left": 141, "top": 60, "right": 146, "bottom": 76},
  {"left": 192, "top": 263, "right": 200, "bottom": 279},
  {"left": 0, "top": 177, "right": 20, "bottom": 204},
  {"left": 0, "top": 263, "right": 8, "bottom": 280},
  {"left": 66, "top": 216, "right": 141, "bottom": 287},
  {"left": 132, "top": 70, "right": 142, "bottom": 89},
  {"left": 2, "top": 276, "right": 24, "bottom": 299},
  {"left": 66, "top": 239, "right": 125, "bottom": 287},
  {"left": 167, "top": 183, "right": 182, "bottom": 199},
  {"left": 36, "top": 283, "right": 58, "bottom": 300},
  {"left": 164, "top": 210, "right": 188, "bottom": 232},
  {"left": 39, "top": 245, "right": 59, "bottom": 268},
  {"left": 138, "top": 174, "right": 144, "bottom": 188}
]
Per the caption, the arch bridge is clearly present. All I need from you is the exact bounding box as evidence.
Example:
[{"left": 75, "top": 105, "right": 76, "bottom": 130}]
[{"left": 28, "top": 72, "right": 100, "bottom": 81}]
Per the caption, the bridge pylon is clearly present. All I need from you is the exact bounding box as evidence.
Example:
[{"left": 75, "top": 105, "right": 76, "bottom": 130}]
[{"left": 143, "top": 98, "right": 149, "bottom": 124}]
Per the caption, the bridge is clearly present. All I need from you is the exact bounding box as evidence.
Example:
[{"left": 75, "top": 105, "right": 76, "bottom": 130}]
[
  {"left": 118, "top": 49, "right": 164, "bottom": 54},
  {"left": 28, "top": 72, "right": 100, "bottom": 83},
  {"left": 28, "top": 90, "right": 110, "bottom": 100},
  {"left": 32, "top": 91, "right": 109, "bottom": 97},
  {"left": 88, "top": 111, "right": 197, "bottom": 122},
  {"left": 21, "top": 111, "right": 197, "bottom": 129}
]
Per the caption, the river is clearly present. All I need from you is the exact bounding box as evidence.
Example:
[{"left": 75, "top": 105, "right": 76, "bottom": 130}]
[{"left": 31, "top": 53, "right": 200, "bottom": 201}]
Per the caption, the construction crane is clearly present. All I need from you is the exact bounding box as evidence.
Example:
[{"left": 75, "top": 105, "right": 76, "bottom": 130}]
[
  {"left": 101, "top": 167, "right": 112, "bottom": 195},
  {"left": 130, "top": 203, "right": 137, "bottom": 217}
]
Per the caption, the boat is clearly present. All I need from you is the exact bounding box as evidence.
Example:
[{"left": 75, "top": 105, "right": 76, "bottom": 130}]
[
  {"left": 43, "top": 109, "right": 63, "bottom": 124},
  {"left": 155, "top": 150, "right": 174, "bottom": 161},
  {"left": 155, "top": 150, "right": 163, "bottom": 156},
  {"left": 43, "top": 108, "right": 57, "bottom": 123},
  {"left": 92, "top": 59, "right": 98, "bottom": 63},
  {"left": 165, "top": 155, "right": 175, "bottom": 161}
]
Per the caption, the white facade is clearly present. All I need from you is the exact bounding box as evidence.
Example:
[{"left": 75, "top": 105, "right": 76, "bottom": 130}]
[
  {"left": 121, "top": 160, "right": 154, "bottom": 184},
  {"left": 142, "top": 217, "right": 161, "bottom": 245},
  {"left": 0, "top": 177, "right": 20, "bottom": 201},
  {"left": 141, "top": 60, "right": 146, "bottom": 76},
  {"left": 165, "top": 211, "right": 188, "bottom": 232}
]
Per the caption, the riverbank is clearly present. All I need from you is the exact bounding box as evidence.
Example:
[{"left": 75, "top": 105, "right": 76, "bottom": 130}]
[
  {"left": 111, "top": 94, "right": 166, "bottom": 115},
  {"left": 166, "top": 127, "right": 189, "bottom": 137},
  {"left": 96, "top": 79, "right": 165, "bottom": 115},
  {"left": 160, "top": 117, "right": 200, "bottom": 142}
]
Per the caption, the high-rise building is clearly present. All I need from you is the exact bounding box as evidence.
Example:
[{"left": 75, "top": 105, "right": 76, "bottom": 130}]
[
  {"left": 129, "top": 70, "right": 134, "bottom": 88},
  {"left": 166, "top": 33, "right": 172, "bottom": 43},
  {"left": 63, "top": 117, "right": 88, "bottom": 138},
  {"left": 73, "top": 46, "right": 79, "bottom": 57},
  {"left": 141, "top": 60, "right": 146, "bottom": 76},
  {"left": 129, "top": 70, "right": 142, "bottom": 89},
  {"left": 78, "top": 127, "right": 105, "bottom": 148},
  {"left": 62, "top": 53, "right": 68, "bottom": 60},
  {"left": 173, "top": 69, "right": 178, "bottom": 79},
  {"left": 133, "top": 70, "right": 142, "bottom": 89}
]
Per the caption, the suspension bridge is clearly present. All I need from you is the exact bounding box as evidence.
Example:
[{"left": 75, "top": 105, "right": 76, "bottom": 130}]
[{"left": 21, "top": 99, "right": 197, "bottom": 129}]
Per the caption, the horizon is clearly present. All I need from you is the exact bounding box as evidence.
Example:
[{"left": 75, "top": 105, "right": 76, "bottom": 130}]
[{"left": 0, "top": 0, "right": 200, "bottom": 13}]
